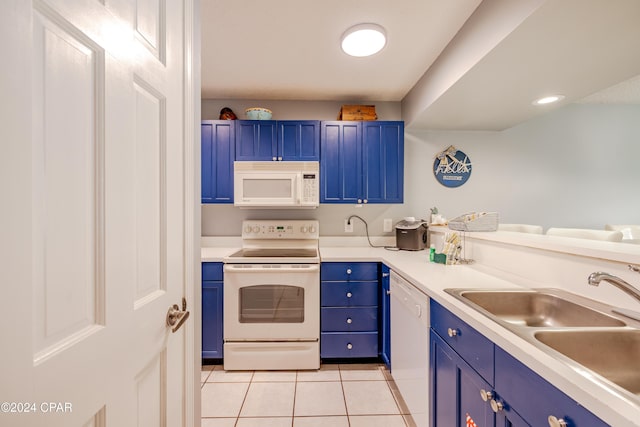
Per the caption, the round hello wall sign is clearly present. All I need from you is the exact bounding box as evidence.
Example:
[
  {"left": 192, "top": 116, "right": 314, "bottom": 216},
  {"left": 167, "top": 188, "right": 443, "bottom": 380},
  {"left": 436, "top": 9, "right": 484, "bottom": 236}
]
[{"left": 433, "top": 145, "right": 472, "bottom": 188}]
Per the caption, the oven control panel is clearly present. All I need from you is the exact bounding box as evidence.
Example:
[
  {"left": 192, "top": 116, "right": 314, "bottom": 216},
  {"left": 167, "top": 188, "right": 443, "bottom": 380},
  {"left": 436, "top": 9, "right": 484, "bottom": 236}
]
[{"left": 241, "top": 220, "right": 319, "bottom": 239}]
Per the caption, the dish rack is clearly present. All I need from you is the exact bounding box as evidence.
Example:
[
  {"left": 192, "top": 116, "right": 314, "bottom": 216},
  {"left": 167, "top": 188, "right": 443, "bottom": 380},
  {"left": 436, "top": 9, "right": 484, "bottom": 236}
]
[{"left": 448, "top": 212, "right": 499, "bottom": 232}]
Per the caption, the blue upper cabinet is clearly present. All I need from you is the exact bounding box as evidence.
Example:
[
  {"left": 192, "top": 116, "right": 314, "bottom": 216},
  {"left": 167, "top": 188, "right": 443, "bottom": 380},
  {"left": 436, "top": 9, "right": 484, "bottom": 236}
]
[
  {"left": 363, "top": 121, "right": 404, "bottom": 203},
  {"left": 201, "top": 120, "right": 235, "bottom": 204},
  {"left": 279, "top": 120, "right": 320, "bottom": 161},
  {"left": 235, "top": 120, "right": 278, "bottom": 161},
  {"left": 321, "top": 121, "right": 404, "bottom": 204},
  {"left": 321, "top": 121, "right": 362, "bottom": 203},
  {"left": 235, "top": 120, "right": 319, "bottom": 161}
]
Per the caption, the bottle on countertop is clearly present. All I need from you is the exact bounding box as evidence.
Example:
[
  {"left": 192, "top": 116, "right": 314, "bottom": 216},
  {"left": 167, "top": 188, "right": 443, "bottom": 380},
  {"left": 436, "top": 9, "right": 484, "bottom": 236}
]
[{"left": 429, "top": 244, "right": 436, "bottom": 262}]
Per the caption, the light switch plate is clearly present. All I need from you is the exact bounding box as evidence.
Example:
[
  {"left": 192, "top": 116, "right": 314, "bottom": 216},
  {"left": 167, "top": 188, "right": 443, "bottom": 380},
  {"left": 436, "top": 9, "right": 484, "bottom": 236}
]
[{"left": 383, "top": 218, "right": 392, "bottom": 232}]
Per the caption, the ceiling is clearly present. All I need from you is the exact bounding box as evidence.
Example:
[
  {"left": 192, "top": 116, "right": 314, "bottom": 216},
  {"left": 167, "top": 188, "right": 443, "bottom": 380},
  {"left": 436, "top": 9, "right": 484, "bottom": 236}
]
[{"left": 201, "top": 0, "right": 640, "bottom": 130}]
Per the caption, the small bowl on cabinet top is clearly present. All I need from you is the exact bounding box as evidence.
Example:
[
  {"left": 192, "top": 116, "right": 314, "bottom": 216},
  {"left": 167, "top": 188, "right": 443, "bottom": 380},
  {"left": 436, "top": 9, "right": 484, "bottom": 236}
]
[{"left": 245, "top": 107, "right": 272, "bottom": 120}]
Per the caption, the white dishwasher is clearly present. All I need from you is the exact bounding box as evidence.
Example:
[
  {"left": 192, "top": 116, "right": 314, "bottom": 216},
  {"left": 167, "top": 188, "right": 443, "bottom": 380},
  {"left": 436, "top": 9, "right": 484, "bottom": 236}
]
[{"left": 390, "top": 270, "right": 429, "bottom": 427}]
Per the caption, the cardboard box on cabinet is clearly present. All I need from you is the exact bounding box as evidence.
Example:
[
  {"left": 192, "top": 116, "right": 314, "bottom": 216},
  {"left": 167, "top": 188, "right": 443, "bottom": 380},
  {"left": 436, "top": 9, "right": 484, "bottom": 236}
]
[{"left": 338, "top": 105, "right": 377, "bottom": 121}]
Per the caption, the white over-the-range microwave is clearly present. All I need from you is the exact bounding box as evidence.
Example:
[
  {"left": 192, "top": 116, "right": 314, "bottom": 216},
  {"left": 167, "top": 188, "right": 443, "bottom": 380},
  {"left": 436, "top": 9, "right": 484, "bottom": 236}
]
[{"left": 233, "top": 161, "right": 319, "bottom": 208}]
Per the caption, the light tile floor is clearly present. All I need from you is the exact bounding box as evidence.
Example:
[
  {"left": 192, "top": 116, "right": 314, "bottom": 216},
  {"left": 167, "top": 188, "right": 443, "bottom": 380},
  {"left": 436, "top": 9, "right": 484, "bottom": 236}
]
[{"left": 201, "top": 363, "right": 413, "bottom": 427}]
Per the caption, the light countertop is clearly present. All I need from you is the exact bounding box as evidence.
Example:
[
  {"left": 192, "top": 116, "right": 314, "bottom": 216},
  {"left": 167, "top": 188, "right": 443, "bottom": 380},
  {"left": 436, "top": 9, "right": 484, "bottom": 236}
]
[{"left": 201, "top": 243, "right": 640, "bottom": 425}]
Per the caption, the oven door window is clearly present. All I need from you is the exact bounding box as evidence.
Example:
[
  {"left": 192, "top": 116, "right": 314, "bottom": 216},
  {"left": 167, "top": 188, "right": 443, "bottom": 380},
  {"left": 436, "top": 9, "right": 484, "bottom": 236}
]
[{"left": 239, "top": 285, "right": 304, "bottom": 323}]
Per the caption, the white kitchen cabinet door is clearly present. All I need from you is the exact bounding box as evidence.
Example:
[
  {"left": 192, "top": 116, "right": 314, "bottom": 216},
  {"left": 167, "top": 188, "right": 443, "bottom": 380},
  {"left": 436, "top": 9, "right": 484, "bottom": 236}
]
[{"left": 0, "top": 0, "right": 198, "bottom": 425}]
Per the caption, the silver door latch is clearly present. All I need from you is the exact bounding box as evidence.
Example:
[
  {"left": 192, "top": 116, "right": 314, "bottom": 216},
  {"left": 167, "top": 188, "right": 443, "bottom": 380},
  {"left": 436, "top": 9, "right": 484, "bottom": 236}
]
[{"left": 166, "top": 297, "right": 190, "bottom": 333}]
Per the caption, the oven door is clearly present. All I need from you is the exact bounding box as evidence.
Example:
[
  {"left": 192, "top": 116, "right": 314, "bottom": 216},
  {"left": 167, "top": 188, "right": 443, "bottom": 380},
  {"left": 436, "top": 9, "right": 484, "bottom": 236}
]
[{"left": 223, "top": 264, "right": 320, "bottom": 341}]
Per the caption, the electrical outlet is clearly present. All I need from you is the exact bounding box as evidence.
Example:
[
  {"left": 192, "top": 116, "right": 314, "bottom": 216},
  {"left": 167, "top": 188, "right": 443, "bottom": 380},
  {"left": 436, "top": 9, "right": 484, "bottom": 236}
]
[
  {"left": 383, "top": 218, "right": 392, "bottom": 233},
  {"left": 344, "top": 219, "right": 354, "bottom": 233}
]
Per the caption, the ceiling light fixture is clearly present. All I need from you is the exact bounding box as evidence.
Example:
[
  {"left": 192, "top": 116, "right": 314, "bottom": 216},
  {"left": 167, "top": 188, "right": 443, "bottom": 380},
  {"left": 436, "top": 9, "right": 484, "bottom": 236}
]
[
  {"left": 341, "top": 23, "right": 387, "bottom": 57},
  {"left": 532, "top": 95, "right": 565, "bottom": 105}
]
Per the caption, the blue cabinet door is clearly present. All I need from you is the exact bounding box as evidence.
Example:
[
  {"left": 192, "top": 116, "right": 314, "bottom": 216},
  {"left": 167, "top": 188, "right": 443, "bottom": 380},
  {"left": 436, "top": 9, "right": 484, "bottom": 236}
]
[
  {"left": 363, "top": 122, "right": 404, "bottom": 203},
  {"left": 279, "top": 120, "right": 320, "bottom": 161},
  {"left": 431, "top": 331, "right": 494, "bottom": 427},
  {"left": 201, "top": 120, "right": 234, "bottom": 203},
  {"left": 495, "top": 346, "right": 608, "bottom": 427},
  {"left": 380, "top": 264, "right": 391, "bottom": 368},
  {"left": 235, "top": 120, "right": 278, "bottom": 161},
  {"left": 320, "top": 121, "right": 362, "bottom": 203},
  {"left": 202, "top": 280, "right": 223, "bottom": 359},
  {"left": 320, "top": 121, "right": 404, "bottom": 204}
]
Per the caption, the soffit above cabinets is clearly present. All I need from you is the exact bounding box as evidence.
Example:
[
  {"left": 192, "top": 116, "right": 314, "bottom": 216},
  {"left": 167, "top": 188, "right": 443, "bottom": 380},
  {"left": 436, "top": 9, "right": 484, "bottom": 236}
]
[{"left": 405, "top": 0, "right": 640, "bottom": 131}]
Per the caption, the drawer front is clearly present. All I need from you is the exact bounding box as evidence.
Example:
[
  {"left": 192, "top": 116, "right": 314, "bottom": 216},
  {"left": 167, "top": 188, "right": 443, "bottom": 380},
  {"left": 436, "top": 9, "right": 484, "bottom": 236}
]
[
  {"left": 321, "top": 307, "right": 378, "bottom": 332},
  {"left": 321, "top": 332, "right": 378, "bottom": 358},
  {"left": 495, "top": 347, "right": 607, "bottom": 427},
  {"left": 321, "top": 281, "right": 378, "bottom": 307},
  {"left": 321, "top": 262, "right": 378, "bottom": 282},
  {"left": 202, "top": 262, "right": 223, "bottom": 281},
  {"left": 430, "top": 300, "right": 494, "bottom": 384}
]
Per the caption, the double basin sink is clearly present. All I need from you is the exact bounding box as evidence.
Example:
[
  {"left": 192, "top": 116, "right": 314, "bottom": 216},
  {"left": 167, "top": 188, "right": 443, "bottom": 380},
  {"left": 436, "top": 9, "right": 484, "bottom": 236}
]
[{"left": 445, "top": 288, "right": 640, "bottom": 398}]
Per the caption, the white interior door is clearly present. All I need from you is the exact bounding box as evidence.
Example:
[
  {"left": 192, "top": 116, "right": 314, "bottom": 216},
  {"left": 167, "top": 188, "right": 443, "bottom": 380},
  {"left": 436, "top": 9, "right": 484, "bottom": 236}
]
[{"left": 0, "top": 0, "right": 197, "bottom": 426}]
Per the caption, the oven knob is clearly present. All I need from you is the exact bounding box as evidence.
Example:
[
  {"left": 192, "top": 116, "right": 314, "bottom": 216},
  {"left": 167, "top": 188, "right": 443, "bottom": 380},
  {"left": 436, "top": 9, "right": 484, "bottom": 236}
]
[
  {"left": 309, "top": 225, "right": 316, "bottom": 233},
  {"left": 301, "top": 226, "right": 308, "bottom": 233},
  {"left": 244, "top": 225, "right": 252, "bottom": 233},
  {"left": 252, "top": 226, "right": 260, "bottom": 233}
]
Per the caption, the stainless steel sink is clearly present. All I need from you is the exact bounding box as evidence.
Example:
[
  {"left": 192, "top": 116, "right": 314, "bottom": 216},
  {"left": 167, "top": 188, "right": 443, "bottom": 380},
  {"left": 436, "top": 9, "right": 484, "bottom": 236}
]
[
  {"left": 449, "top": 289, "right": 625, "bottom": 327},
  {"left": 445, "top": 287, "right": 640, "bottom": 400},
  {"left": 535, "top": 330, "right": 640, "bottom": 396}
]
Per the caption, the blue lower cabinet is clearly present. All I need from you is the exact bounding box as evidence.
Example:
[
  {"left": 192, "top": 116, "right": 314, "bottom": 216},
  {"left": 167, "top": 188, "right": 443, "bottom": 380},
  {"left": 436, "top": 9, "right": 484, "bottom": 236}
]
[
  {"left": 320, "top": 262, "right": 380, "bottom": 360},
  {"left": 320, "top": 332, "right": 378, "bottom": 358},
  {"left": 202, "top": 262, "right": 223, "bottom": 359},
  {"left": 430, "top": 301, "right": 608, "bottom": 427},
  {"left": 321, "top": 307, "right": 378, "bottom": 332},
  {"left": 431, "top": 331, "right": 494, "bottom": 427},
  {"left": 495, "top": 346, "right": 608, "bottom": 427}
]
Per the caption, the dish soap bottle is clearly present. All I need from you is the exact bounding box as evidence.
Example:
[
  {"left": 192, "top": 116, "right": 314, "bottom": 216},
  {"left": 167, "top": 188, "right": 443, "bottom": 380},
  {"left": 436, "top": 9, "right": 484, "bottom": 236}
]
[{"left": 429, "top": 244, "right": 436, "bottom": 262}]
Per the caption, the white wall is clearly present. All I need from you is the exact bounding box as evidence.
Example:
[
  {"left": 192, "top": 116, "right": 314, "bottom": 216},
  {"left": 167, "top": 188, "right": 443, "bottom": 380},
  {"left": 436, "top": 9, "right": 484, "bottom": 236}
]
[
  {"left": 406, "top": 104, "right": 640, "bottom": 230},
  {"left": 201, "top": 100, "right": 640, "bottom": 237},
  {"left": 202, "top": 99, "right": 402, "bottom": 121}
]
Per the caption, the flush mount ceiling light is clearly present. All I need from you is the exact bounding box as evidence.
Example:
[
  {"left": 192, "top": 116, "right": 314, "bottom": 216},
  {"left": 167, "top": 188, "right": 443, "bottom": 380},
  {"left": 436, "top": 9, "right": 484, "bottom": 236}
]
[
  {"left": 532, "top": 95, "right": 565, "bottom": 105},
  {"left": 341, "top": 23, "right": 387, "bottom": 57}
]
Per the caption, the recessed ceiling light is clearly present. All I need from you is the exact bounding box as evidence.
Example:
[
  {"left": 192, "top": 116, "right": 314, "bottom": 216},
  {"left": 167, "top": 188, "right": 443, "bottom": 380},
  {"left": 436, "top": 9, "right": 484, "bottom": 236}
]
[
  {"left": 341, "top": 23, "right": 386, "bottom": 57},
  {"left": 533, "top": 95, "right": 565, "bottom": 105}
]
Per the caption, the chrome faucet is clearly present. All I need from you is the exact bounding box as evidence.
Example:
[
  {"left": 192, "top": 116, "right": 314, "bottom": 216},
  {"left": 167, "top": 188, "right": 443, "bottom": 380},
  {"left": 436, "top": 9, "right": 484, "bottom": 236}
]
[{"left": 587, "top": 265, "right": 640, "bottom": 304}]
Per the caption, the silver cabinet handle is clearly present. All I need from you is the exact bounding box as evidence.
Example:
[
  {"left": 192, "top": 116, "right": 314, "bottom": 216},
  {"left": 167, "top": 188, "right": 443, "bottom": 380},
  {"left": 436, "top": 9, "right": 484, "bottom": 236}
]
[
  {"left": 363, "top": 199, "right": 368, "bottom": 204},
  {"left": 272, "top": 156, "right": 277, "bottom": 161},
  {"left": 548, "top": 416, "right": 568, "bottom": 427},
  {"left": 346, "top": 292, "right": 353, "bottom": 298},
  {"left": 346, "top": 343, "right": 353, "bottom": 350},
  {"left": 166, "top": 298, "right": 190, "bottom": 333},
  {"left": 490, "top": 399, "right": 504, "bottom": 413},
  {"left": 480, "top": 389, "right": 493, "bottom": 402},
  {"left": 447, "top": 328, "right": 459, "bottom": 337},
  {"left": 382, "top": 272, "right": 390, "bottom": 277},
  {"left": 346, "top": 318, "right": 353, "bottom": 324},
  {"left": 386, "top": 290, "right": 391, "bottom": 295},
  {"left": 277, "top": 156, "right": 282, "bottom": 161},
  {"left": 346, "top": 268, "right": 352, "bottom": 274},
  {"left": 357, "top": 199, "right": 362, "bottom": 204}
]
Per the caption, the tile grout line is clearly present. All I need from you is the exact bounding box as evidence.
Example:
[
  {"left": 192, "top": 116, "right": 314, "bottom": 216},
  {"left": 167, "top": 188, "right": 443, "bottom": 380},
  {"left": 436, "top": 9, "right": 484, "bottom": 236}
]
[{"left": 233, "top": 371, "right": 254, "bottom": 426}]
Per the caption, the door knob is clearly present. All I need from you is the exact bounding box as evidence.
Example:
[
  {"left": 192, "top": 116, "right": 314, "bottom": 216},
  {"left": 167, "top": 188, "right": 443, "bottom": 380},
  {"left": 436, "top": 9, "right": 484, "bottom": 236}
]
[{"left": 166, "top": 298, "right": 190, "bottom": 333}]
